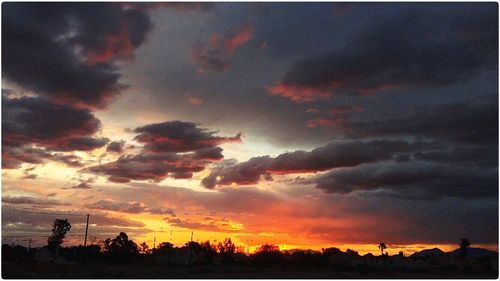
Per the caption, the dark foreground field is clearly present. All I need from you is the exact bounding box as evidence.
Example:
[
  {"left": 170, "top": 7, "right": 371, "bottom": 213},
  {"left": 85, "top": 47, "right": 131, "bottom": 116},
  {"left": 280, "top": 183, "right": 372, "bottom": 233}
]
[{"left": 3, "top": 262, "right": 498, "bottom": 279}]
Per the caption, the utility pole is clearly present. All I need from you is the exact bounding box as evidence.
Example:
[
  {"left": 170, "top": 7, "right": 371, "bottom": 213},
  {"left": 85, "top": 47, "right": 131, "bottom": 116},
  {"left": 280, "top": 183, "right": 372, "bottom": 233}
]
[
  {"left": 153, "top": 235, "right": 156, "bottom": 250},
  {"left": 81, "top": 214, "right": 89, "bottom": 269},
  {"left": 188, "top": 231, "right": 193, "bottom": 265},
  {"left": 28, "top": 238, "right": 31, "bottom": 252},
  {"left": 83, "top": 214, "right": 89, "bottom": 247}
]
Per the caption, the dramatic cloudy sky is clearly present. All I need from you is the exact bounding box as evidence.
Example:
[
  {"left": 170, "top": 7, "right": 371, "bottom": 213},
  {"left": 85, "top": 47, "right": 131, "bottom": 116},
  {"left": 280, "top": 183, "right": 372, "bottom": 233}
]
[{"left": 2, "top": 2, "right": 498, "bottom": 254}]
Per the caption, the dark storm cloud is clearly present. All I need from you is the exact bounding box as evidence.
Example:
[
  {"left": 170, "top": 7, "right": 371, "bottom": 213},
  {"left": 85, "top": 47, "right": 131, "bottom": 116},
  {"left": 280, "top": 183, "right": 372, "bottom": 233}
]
[
  {"left": 1, "top": 3, "right": 202, "bottom": 108},
  {"left": 413, "top": 145, "right": 498, "bottom": 168},
  {"left": 85, "top": 152, "right": 208, "bottom": 183},
  {"left": 269, "top": 3, "right": 497, "bottom": 102},
  {"left": 84, "top": 121, "right": 238, "bottom": 182},
  {"left": 193, "top": 147, "right": 224, "bottom": 160},
  {"left": 313, "top": 161, "right": 498, "bottom": 199},
  {"left": 133, "top": 120, "right": 241, "bottom": 153},
  {"left": 2, "top": 96, "right": 107, "bottom": 161},
  {"left": 202, "top": 140, "right": 430, "bottom": 188},
  {"left": 3, "top": 97, "right": 101, "bottom": 143},
  {"left": 343, "top": 98, "right": 498, "bottom": 145},
  {"left": 57, "top": 137, "right": 109, "bottom": 152},
  {"left": 106, "top": 140, "right": 126, "bottom": 154}
]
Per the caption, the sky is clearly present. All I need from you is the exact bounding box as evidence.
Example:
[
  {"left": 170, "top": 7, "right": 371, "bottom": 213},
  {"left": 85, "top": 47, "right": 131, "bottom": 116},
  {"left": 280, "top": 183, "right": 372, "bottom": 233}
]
[{"left": 1, "top": 2, "right": 498, "bottom": 255}]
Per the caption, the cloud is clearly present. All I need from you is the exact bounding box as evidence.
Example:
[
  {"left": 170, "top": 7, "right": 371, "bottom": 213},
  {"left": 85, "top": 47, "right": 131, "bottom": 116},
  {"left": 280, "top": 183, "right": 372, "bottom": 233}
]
[
  {"left": 313, "top": 161, "right": 498, "bottom": 199},
  {"left": 122, "top": 2, "right": 215, "bottom": 12},
  {"left": 2, "top": 95, "right": 107, "bottom": 168},
  {"left": 191, "top": 24, "right": 253, "bottom": 73},
  {"left": 334, "top": 3, "right": 355, "bottom": 17},
  {"left": 342, "top": 99, "right": 498, "bottom": 145},
  {"left": 89, "top": 120, "right": 236, "bottom": 183},
  {"left": 2, "top": 146, "right": 85, "bottom": 169},
  {"left": 22, "top": 174, "right": 37, "bottom": 180},
  {"left": 133, "top": 120, "right": 241, "bottom": 153},
  {"left": 2, "top": 96, "right": 107, "bottom": 151},
  {"left": 147, "top": 207, "right": 175, "bottom": 216},
  {"left": 186, "top": 94, "right": 204, "bottom": 106},
  {"left": 306, "top": 118, "right": 338, "bottom": 128},
  {"left": 193, "top": 147, "right": 224, "bottom": 160},
  {"left": 72, "top": 182, "right": 92, "bottom": 189},
  {"left": 2, "top": 196, "right": 69, "bottom": 206},
  {"left": 412, "top": 145, "right": 498, "bottom": 167},
  {"left": 164, "top": 217, "right": 238, "bottom": 232},
  {"left": 202, "top": 140, "right": 427, "bottom": 188},
  {"left": 268, "top": 4, "right": 497, "bottom": 102},
  {"left": 106, "top": 140, "right": 126, "bottom": 154},
  {"left": 1, "top": 3, "right": 160, "bottom": 109},
  {"left": 85, "top": 152, "right": 208, "bottom": 183},
  {"left": 86, "top": 199, "right": 146, "bottom": 213},
  {"left": 329, "top": 105, "right": 364, "bottom": 115},
  {"left": 1, "top": 205, "right": 147, "bottom": 241},
  {"left": 106, "top": 183, "right": 497, "bottom": 245},
  {"left": 86, "top": 199, "right": 175, "bottom": 215},
  {"left": 305, "top": 106, "right": 364, "bottom": 128}
]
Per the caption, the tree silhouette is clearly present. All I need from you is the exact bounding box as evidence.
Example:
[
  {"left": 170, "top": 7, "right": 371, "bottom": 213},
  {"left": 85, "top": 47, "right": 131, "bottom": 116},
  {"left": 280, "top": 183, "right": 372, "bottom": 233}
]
[
  {"left": 104, "top": 232, "right": 139, "bottom": 264},
  {"left": 378, "top": 242, "right": 387, "bottom": 256},
  {"left": 253, "top": 244, "right": 284, "bottom": 266},
  {"left": 139, "top": 242, "right": 150, "bottom": 254},
  {"left": 200, "top": 241, "right": 217, "bottom": 263},
  {"left": 47, "top": 219, "right": 71, "bottom": 257},
  {"left": 158, "top": 242, "right": 173, "bottom": 250},
  {"left": 217, "top": 238, "right": 236, "bottom": 264}
]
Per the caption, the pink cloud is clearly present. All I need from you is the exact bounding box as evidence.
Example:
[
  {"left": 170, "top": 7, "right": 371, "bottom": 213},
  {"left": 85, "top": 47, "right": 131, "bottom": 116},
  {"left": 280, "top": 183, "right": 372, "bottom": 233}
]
[
  {"left": 306, "top": 118, "right": 338, "bottom": 128},
  {"left": 186, "top": 94, "right": 204, "bottom": 106},
  {"left": 191, "top": 24, "right": 254, "bottom": 73},
  {"left": 267, "top": 83, "right": 331, "bottom": 103}
]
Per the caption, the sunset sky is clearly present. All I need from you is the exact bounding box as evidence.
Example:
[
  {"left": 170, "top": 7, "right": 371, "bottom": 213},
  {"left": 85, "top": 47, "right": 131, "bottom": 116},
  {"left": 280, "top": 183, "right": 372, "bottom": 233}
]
[{"left": 2, "top": 2, "right": 498, "bottom": 255}]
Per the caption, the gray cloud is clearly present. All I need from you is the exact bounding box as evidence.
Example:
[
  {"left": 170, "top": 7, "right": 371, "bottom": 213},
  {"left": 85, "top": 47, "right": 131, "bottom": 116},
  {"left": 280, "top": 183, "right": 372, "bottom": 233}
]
[
  {"left": 86, "top": 199, "right": 175, "bottom": 216},
  {"left": 269, "top": 3, "right": 497, "bottom": 102},
  {"left": 202, "top": 140, "right": 432, "bottom": 188},
  {"left": 313, "top": 161, "right": 498, "bottom": 199}
]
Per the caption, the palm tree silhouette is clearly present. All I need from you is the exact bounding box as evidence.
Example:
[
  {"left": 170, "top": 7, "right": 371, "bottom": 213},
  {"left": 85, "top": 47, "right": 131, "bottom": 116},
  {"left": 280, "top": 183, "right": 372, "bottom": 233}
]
[
  {"left": 459, "top": 238, "right": 471, "bottom": 265},
  {"left": 378, "top": 243, "right": 387, "bottom": 256}
]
